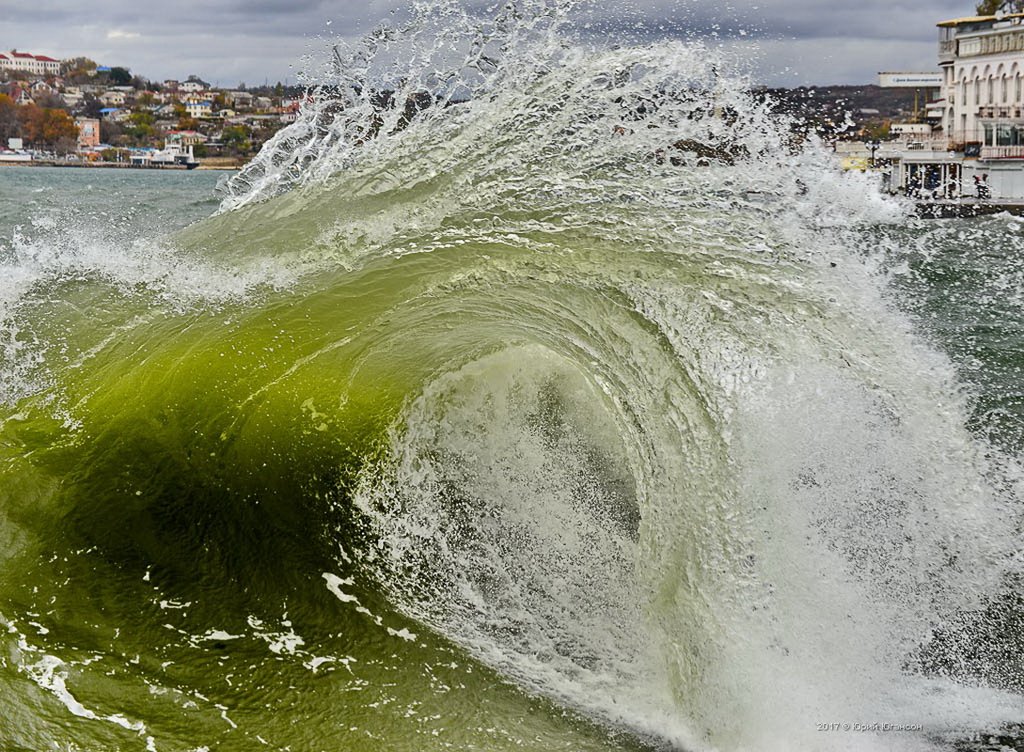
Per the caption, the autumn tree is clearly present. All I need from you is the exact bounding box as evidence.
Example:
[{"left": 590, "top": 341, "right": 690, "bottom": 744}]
[
  {"left": 177, "top": 116, "right": 200, "bottom": 131},
  {"left": 33, "top": 92, "right": 67, "bottom": 111},
  {"left": 0, "top": 94, "right": 19, "bottom": 142},
  {"left": 18, "top": 104, "right": 79, "bottom": 150},
  {"left": 61, "top": 56, "right": 97, "bottom": 76}
]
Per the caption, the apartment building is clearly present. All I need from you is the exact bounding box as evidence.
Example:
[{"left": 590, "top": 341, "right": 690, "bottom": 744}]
[{"left": 0, "top": 50, "right": 61, "bottom": 76}]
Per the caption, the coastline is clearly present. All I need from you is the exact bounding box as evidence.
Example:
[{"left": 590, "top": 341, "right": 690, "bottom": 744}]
[{"left": 0, "top": 159, "right": 241, "bottom": 171}]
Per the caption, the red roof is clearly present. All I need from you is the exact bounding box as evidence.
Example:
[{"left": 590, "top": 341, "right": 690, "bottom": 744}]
[{"left": 5, "top": 51, "right": 59, "bottom": 62}]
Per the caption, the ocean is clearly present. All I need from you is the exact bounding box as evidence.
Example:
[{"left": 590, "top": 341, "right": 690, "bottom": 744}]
[{"left": 1, "top": 5, "right": 1023, "bottom": 751}]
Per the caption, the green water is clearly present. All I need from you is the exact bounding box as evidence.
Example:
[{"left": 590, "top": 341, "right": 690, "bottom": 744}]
[{"left": 1, "top": 33, "right": 1023, "bottom": 751}]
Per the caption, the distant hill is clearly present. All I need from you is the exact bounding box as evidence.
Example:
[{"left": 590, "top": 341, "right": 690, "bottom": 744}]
[
  {"left": 761, "top": 85, "right": 921, "bottom": 117},
  {"left": 753, "top": 84, "right": 924, "bottom": 140}
]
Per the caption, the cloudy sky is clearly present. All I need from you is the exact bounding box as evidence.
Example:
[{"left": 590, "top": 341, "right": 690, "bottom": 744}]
[{"left": 0, "top": 0, "right": 973, "bottom": 87}]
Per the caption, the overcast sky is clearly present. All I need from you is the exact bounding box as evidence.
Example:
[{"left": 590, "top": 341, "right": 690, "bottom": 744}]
[{"left": 0, "top": 0, "right": 973, "bottom": 87}]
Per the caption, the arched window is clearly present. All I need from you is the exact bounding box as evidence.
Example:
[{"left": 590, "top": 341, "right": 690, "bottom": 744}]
[
  {"left": 1003, "top": 75, "right": 1009, "bottom": 103},
  {"left": 988, "top": 76, "right": 995, "bottom": 104}
]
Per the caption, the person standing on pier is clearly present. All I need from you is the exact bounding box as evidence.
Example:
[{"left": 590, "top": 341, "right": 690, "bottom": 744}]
[{"left": 975, "top": 174, "right": 991, "bottom": 200}]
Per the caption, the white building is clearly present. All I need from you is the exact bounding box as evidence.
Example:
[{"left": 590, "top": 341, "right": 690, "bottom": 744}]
[
  {"left": 882, "top": 14, "right": 1024, "bottom": 200},
  {"left": 934, "top": 13, "right": 1024, "bottom": 198},
  {"left": 939, "top": 14, "right": 1024, "bottom": 154},
  {"left": 0, "top": 50, "right": 61, "bottom": 76}
]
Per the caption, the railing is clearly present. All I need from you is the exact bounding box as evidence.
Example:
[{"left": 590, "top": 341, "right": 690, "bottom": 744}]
[{"left": 981, "top": 144, "right": 1024, "bottom": 159}]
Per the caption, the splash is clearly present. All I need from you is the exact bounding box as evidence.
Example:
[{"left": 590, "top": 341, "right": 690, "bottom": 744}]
[{"left": 0, "top": 3, "right": 1022, "bottom": 752}]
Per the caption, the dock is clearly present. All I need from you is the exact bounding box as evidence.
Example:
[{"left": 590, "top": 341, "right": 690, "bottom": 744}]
[{"left": 914, "top": 199, "right": 1024, "bottom": 218}]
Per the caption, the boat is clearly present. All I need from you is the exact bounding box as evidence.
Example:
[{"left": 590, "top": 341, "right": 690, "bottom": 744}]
[{"left": 129, "top": 142, "right": 199, "bottom": 169}]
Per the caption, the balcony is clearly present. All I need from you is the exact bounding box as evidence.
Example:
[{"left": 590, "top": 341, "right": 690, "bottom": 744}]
[
  {"left": 981, "top": 144, "right": 1024, "bottom": 159},
  {"left": 938, "top": 39, "right": 956, "bottom": 64}
]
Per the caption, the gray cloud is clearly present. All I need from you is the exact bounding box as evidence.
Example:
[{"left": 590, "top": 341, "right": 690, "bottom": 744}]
[{"left": 0, "top": 0, "right": 967, "bottom": 86}]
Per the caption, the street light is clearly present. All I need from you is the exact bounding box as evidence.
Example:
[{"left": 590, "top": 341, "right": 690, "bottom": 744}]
[{"left": 867, "top": 139, "right": 881, "bottom": 168}]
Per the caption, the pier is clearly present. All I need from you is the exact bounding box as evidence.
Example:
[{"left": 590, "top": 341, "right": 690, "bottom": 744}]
[{"left": 914, "top": 198, "right": 1024, "bottom": 218}]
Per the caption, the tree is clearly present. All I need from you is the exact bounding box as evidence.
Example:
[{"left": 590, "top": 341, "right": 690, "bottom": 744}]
[
  {"left": 61, "top": 56, "right": 97, "bottom": 76},
  {"left": 100, "top": 119, "right": 124, "bottom": 145},
  {"left": 80, "top": 94, "right": 103, "bottom": 119},
  {"left": 109, "top": 67, "right": 132, "bottom": 86},
  {"left": 55, "top": 135, "right": 77, "bottom": 156},
  {"left": 18, "top": 105, "right": 78, "bottom": 149},
  {"left": 976, "top": 0, "right": 1024, "bottom": 14},
  {"left": 177, "top": 116, "right": 200, "bottom": 131},
  {"left": 220, "top": 124, "right": 251, "bottom": 155},
  {"left": 0, "top": 94, "right": 19, "bottom": 142},
  {"left": 33, "top": 92, "right": 67, "bottom": 110},
  {"left": 126, "top": 110, "right": 155, "bottom": 143}
]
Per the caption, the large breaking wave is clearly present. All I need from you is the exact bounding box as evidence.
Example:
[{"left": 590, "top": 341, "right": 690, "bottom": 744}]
[{"left": 1, "top": 2, "right": 1022, "bottom": 750}]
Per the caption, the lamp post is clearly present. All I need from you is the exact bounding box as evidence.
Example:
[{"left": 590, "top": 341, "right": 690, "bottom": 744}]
[{"left": 868, "top": 139, "right": 881, "bottom": 168}]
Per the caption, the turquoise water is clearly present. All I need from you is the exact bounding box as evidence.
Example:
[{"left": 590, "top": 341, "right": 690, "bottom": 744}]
[{"left": 1, "top": 6, "right": 1023, "bottom": 750}]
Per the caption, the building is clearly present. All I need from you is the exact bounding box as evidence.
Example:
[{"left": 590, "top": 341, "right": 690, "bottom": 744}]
[
  {"left": 29, "top": 80, "right": 55, "bottom": 98},
  {"left": 99, "top": 90, "right": 126, "bottom": 107},
  {"left": 75, "top": 117, "right": 100, "bottom": 149},
  {"left": 166, "top": 130, "right": 208, "bottom": 147},
  {"left": 935, "top": 14, "right": 1024, "bottom": 198},
  {"left": 61, "top": 87, "right": 84, "bottom": 107},
  {"left": 882, "top": 13, "right": 1024, "bottom": 199},
  {"left": 938, "top": 13, "right": 1024, "bottom": 155},
  {"left": 0, "top": 50, "right": 61, "bottom": 76},
  {"left": 227, "top": 91, "right": 253, "bottom": 108},
  {"left": 184, "top": 100, "right": 212, "bottom": 119}
]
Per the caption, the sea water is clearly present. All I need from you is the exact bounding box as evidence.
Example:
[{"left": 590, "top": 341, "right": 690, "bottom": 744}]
[{"left": 1, "top": 4, "right": 1023, "bottom": 751}]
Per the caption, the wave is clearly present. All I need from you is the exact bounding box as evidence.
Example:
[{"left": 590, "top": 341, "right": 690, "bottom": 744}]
[{"left": 1, "top": 3, "right": 1022, "bottom": 750}]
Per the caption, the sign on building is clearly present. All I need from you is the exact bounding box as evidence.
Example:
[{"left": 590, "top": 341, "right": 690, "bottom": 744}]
[{"left": 878, "top": 72, "right": 943, "bottom": 88}]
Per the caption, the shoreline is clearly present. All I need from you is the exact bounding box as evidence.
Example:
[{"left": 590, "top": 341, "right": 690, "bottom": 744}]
[{"left": 0, "top": 159, "right": 241, "bottom": 171}]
